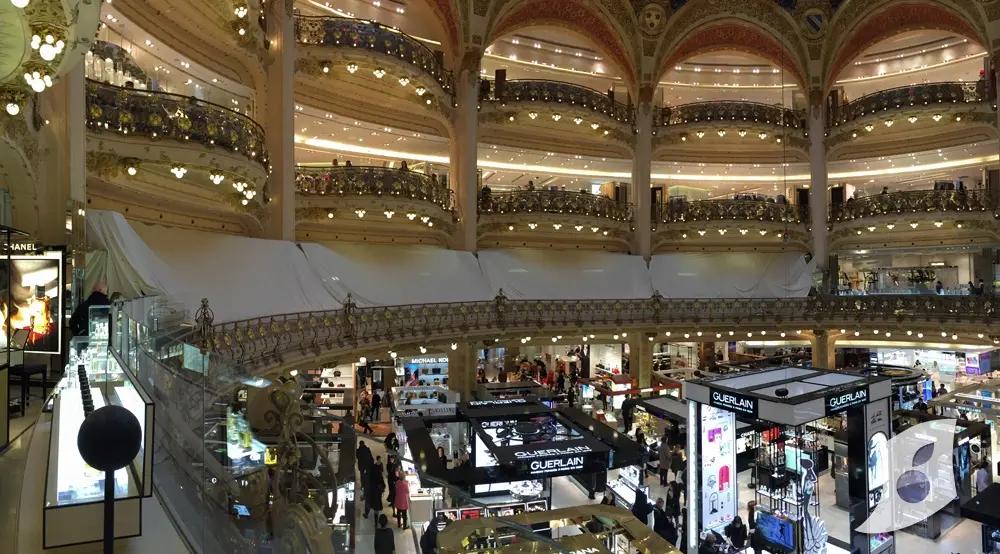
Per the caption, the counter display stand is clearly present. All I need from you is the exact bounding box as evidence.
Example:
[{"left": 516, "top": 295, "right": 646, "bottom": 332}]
[
  {"left": 44, "top": 343, "right": 153, "bottom": 548},
  {"left": 607, "top": 465, "right": 649, "bottom": 510}
]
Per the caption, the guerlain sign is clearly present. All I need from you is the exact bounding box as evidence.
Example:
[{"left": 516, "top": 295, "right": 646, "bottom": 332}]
[
  {"left": 826, "top": 388, "right": 868, "bottom": 414},
  {"left": 528, "top": 456, "right": 586, "bottom": 475},
  {"left": 709, "top": 389, "right": 758, "bottom": 417},
  {"left": 467, "top": 398, "right": 527, "bottom": 408},
  {"left": 513, "top": 445, "right": 593, "bottom": 459}
]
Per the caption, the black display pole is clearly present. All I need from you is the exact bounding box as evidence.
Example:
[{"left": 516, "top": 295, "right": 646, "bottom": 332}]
[{"left": 77, "top": 405, "right": 142, "bottom": 553}]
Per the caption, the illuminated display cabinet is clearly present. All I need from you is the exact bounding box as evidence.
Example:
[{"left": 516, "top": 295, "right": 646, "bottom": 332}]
[{"left": 42, "top": 314, "right": 154, "bottom": 548}]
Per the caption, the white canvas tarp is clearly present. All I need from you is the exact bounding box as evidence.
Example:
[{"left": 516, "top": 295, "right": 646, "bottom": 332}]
[
  {"left": 129, "top": 223, "right": 339, "bottom": 322},
  {"left": 477, "top": 249, "right": 653, "bottom": 300},
  {"left": 86, "top": 210, "right": 180, "bottom": 299},
  {"left": 301, "top": 242, "right": 492, "bottom": 307},
  {"left": 649, "top": 252, "right": 815, "bottom": 298}
]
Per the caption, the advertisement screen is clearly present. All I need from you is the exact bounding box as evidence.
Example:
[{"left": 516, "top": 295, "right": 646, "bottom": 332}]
[
  {"left": 756, "top": 512, "right": 795, "bottom": 550},
  {"left": 0, "top": 251, "right": 63, "bottom": 354},
  {"left": 700, "top": 404, "right": 736, "bottom": 532}
]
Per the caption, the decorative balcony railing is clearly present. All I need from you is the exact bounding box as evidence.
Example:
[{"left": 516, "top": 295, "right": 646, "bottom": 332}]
[
  {"left": 293, "top": 16, "right": 454, "bottom": 94},
  {"left": 478, "top": 189, "right": 634, "bottom": 223},
  {"left": 480, "top": 80, "right": 633, "bottom": 124},
  {"left": 85, "top": 80, "right": 269, "bottom": 170},
  {"left": 88, "top": 41, "right": 151, "bottom": 87},
  {"left": 199, "top": 294, "right": 999, "bottom": 363},
  {"left": 296, "top": 165, "right": 454, "bottom": 211},
  {"left": 830, "top": 82, "right": 986, "bottom": 126},
  {"left": 654, "top": 101, "right": 804, "bottom": 129},
  {"left": 830, "top": 189, "right": 993, "bottom": 222},
  {"left": 656, "top": 199, "right": 809, "bottom": 224}
]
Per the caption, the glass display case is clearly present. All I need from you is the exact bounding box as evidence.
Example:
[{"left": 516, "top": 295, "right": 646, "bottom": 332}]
[{"left": 44, "top": 349, "right": 154, "bottom": 547}]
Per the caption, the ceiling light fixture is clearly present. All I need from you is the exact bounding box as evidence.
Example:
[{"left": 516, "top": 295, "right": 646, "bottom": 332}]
[
  {"left": 355, "top": 208, "right": 366, "bottom": 218},
  {"left": 373, "top": 68, "right": 386, "bottom": 78},
  {"left": 346, "top": 63, "right": 358, "bottom": 73},
  {"left": 398, "top": 77, "right": 409, "bottom": 87},
  {"left": 528, "top": 112, "right": 538, "bottom": 119},
  {"left": 415, "top": 86, "right": 426, "bottom": 96}
]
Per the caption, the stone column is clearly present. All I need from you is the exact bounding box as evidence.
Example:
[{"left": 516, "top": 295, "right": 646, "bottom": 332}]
[
  {"left": 448, "top": 342, "right": 478, "bottom": 401},
  {"left": 449, "top": 54, "right": 480, "bottom": 252},
  {"left": 262, "top": 0, "right": 295, "bottom": 240},
  {"left": 811, "top": 329, "right": 837, "bottom": 369},
  {"left": 37, "top": 63, "right": 86, "bottom": 263},
  {"left": 808, "top": 89, "right": 829, "bottom": 281},
  {"left": 632, "top": 96, "right": 653, "bottom": 258},
  {"left": 627, "top": 334, "right": 654, "bottom": 388}
]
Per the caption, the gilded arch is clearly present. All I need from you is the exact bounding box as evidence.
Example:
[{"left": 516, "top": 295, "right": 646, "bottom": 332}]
[
  {"left": 657, "top": 22, "right": 808, "bottom": 91},
  {"left": 823, "top": 1, "right": 990, "bottom": 92},
  {"left": 653, "top": 0, "right": 809, "bottom": 88},
  {"left": 486, "top": 0, "right": 640, "bottom": 92}
]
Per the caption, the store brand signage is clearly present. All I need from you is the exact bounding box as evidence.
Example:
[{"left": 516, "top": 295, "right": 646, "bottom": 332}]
[
  {"left": 709, "top": 389, "right": 757, "bottom": 417},
  {"left": 569, "top": 549, "right": 600, "bottom": 554},
  {"left": 407, "top": 356, "right": 448, "bottom": 364},
  {"left": 826, "top": 388, "right": 868, "bottom": 414},
  {"left": 514, "top": 445, "right": 593, "bottom": 459},
  {"left": 398, "top": 405, "right": 456, "bottom": 418},
  {"left": 0, "top": 242, "right": 40, "bottom": 253},
  {"left": 529, "top": 456, "right": 585, "bottom": 474},
  {"left": 468, "top": 398, "right": 527, "bottom": 407}
]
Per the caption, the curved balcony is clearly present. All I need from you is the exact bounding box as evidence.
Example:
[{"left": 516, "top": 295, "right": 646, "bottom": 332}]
[
  {"left": 295, "top": 165, "right": 456, "bottom": 244},
  {"left": 293, "top": 17, "right": 453, "bottom": 95},
  {"left": 655, "top": 101, "right": 804, "bottom": 129},
  {"left": 481, "top": 80, "right": 633, "bottom": 125},
  {"left": 85, "top": 80, "right": 268, "bottom": 169},
  {"left": 84, "top": 80, "right": 269, "bottom": 232},
  {"left": 829, "top": 189, "right": 1000, "bottom": 251},
  {"left": 829, "top": 82, "right": 987, "bottom": 127},
  {"left": 831, "top": 189, "right": 992, "bottom": 221},
  {"left": 477, "top": 189, "right": 634, "bottom": 250},
  {"left": 653, "top": 198, "right": 810, "bottom": 252},
  {"left": 200, "top": 294, "right": 1000, "bottom": 368}
]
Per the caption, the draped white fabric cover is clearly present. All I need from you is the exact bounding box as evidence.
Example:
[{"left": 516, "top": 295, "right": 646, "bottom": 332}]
[
  {"left": 129, "top": 223, "right": 339, "bottom": 322},
  {"left": 86, "top": 210, "right": 180, "bottom": 298},
  {"left": 301, "top": 242, "right": 492, "bottom": 307},
  {"left": 477, "top": 249, "right": 653, "bottom": 300},
  {"left": 649, "top": 253, "right": 815, "bottom": 298}
]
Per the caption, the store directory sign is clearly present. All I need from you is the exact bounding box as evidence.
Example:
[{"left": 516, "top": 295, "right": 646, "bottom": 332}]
[
  {"left": 709, "top": 388, "right": 758, "bottom": 417},
  {"left": 700, "top": 404, "right": 736, "bottom": 532}
]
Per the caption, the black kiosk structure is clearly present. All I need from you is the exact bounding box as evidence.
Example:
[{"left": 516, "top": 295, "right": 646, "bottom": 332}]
[{"left": 684, "top": 366, "right": 894, "bottom": 554}]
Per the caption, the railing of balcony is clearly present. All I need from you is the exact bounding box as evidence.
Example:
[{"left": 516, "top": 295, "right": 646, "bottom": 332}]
[
  {"left": 480, "top": 79, "right": 634, "bottom": 124},
  {"left": 830, "top": 189, "right": 993, "bottom": 221},
  {"left": 654, "top": 101, "right": 804, "bottom": 128},
  {"left": 830, "top": 81, "right": 986, "bottom": 126},
  {"left": 655, "top": 199, "right": 809, "bottom": 224},
  {"left": 85, "top": 80, "right": 269, "bottom": 170},
  {"left": 478, "top": 189, "right": 634, "bottom": 223},
  {"left": 296, "top": 165, "right": 455, "bottom": 211},
  {"left": 293, "top": 16, "right": 454, "bottom": 94},
  {"left": 201, "top": 294, "right": 999, "bottom": 363}
]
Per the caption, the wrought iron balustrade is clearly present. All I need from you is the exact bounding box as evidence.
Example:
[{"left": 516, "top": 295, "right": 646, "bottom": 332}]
[
  {"left": 85, "top": 80, "right": 268, "bottom": 170},
  {"left": 293, "top": 16, "right": 453, "bottom": 93},
  {"left": 478, "top": 189, "right": 634, "bottom": 222},
  {"left": 830, "top": 189, "right": 993, "bottom": 221},
  {"left": 654, "top": 101, "right": 804, "bottom": 129},
  {"left": 200, "top": 294, "right": 1000, "bottom": 363},
  {"left": 296, "top": 165, "right": 454, "bottom": 211},
  {"left": 656, "top": 199, "right": 809, "bottom": 224},
  {"left": 481, "top": 79, "right": 633, "bottom": 124},
  {"left": 830, "top": 81, "right": 986, "bottom": 126}
]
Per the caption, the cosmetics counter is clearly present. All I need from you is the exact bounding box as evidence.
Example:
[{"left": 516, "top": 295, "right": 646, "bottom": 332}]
[
  {"left": 961, "top": 483, "right": 1000, "bottom": 554},
  {"left": 41, "top": 305, "right": 154, "bottom": 548}
]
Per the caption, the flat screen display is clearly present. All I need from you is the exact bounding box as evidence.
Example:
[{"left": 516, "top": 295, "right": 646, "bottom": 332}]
[
  {"left": 756, "top": 512, "right": 795, "bottom": 551},
  {"left": 700, "top": 404, "right": 736, "bottom": 532},
  {"left": 0, "top": 251, "right": 63, "bottom": 354}
]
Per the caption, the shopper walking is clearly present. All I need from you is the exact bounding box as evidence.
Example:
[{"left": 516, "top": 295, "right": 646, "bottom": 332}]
[
  {"left": 370, "top": 390, "right": 382, "bottom": 423},
  {"left": 420, "top": 516, "right": 440, "bottom": 554},
  {"left": 374, "top": 514, "right": 395, "bottom": 554},
  {"left": 666, "top": 481, "right": 681, "bottom": 522},
  {"left": 652, "top": 498, "right": 672, "bottom": 541},
  {"left": 631, "top": 489, "right": 654, "bottom": 528},
  {"left": 436, "top": 446, "right": 449, "bottom": 469},
  {"left": 394, "top": 474, "right": 411, "bottom": 528},
  {"left": 725, "top": 516, "right": 748, "bottom": 550},
  {"left": 358, "top": 408, "right": 374, "bottom": 434},
  {"left": 357, "top": 441, "right": 373, "bottom": 484},
  {"left": 659, "top": 438, "right": 673, "bottom": 486},
  {"left": 373, "top": 456, "right": 386, "bottom": 496},
  {"left": 364, "top": 455, "right": 384, "bottom": 519},
  {"left": 671, "top": 446, "right": 685, "bottom": 483},
  {"left": 386, "top": 459, "right": 400, "bottom": 516}
]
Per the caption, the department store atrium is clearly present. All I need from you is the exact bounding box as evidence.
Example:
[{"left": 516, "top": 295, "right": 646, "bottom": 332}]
[{"left": 3, "top": 0, "right": 1000, "bottom": 553}]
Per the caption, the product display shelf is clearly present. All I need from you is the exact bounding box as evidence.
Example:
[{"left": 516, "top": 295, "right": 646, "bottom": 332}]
[{"left": 43, "top": 349, "right": 154, "bottom": 548}]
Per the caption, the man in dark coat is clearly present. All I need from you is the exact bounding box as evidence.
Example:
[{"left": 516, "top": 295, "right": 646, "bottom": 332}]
[{"left": 70, "top": 283, "right": 111, "bottom": 336}]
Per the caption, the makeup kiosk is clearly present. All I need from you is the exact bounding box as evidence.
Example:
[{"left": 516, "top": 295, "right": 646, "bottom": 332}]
[
  {"left": 684, "top": 366, "right": 894, "bottom": 554},
  {"left": 400, "top": 397, "right": 645, "bottom": 547}
]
